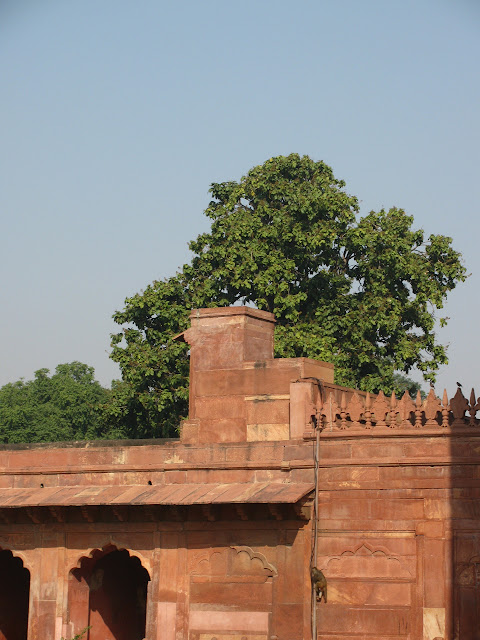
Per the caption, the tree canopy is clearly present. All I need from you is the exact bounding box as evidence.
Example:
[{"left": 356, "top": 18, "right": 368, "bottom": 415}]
[
  {"left": 0, "top": 362, "right": 109, "bottom": 443},
  {"left": 109, "top": 154, "right": 466, "bottom": 438}
]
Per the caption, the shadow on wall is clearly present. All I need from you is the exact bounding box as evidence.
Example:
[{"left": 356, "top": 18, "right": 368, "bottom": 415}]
[
  {"left": 70, "top": 547, "right": 149, "bottom": 640},
  {"left": 0, "top": 550, "right": 29, "bottom": 640},
  {"left": 309, "top": 383, "right": 480, "bottom": 640},
  {"left": 449, "top": 389, "right": 480, "bottom": 639}
]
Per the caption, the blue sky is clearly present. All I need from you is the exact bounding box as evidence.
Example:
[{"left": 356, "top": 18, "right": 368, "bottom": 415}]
[{"left": 1, "top": 0, "right": 479, "bottom": 395}]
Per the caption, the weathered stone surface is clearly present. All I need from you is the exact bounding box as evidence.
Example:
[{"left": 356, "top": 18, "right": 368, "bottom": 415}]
[{"left": 0, "top": 306, "right": 477, "bottom": 638}]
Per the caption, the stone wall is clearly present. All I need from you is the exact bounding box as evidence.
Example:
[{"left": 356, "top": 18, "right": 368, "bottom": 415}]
[{"left": 0, "top": 307, "right": 477, "bottom": 639}]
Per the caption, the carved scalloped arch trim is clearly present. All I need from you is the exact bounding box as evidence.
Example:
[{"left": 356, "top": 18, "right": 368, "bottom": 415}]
[
  {"left": 455, "top": 555, "right": 480, "bottom": 584},
  {"left": 190, "top": 549, "right": 222, "bottom": 574},
  {"left": 190, "top": 545, "right": 277, "bottom": 577},
  {"left": 0, "top": 545, "right": 32, "bottom": 574},
  {"left": 71, "top": 541, "right": 151, "bottom": 578},
  {"left": 231, "top": 545, "right": 278, "bottom": 577},
  {"left": 322, "top": 542, "right": 412, "bottom": 577}
]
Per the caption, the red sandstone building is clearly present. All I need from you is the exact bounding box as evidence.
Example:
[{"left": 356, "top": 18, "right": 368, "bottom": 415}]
[{"left": 0, "top": 307, "right": 478, "bottom": 640}]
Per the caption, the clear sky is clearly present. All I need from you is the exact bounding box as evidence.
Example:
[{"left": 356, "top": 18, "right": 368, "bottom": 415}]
[{"left": 1, "top": 0, "right": 479, "bottom": 396}]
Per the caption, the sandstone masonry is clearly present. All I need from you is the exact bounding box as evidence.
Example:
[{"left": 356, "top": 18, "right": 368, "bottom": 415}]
[{"left": 0, "top": 307, "right": 477, "bottom": 640}]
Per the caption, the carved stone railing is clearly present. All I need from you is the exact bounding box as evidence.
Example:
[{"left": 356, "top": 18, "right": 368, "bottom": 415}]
[{"left": 303, "top": 387, "right": 480, "bottom": 436}]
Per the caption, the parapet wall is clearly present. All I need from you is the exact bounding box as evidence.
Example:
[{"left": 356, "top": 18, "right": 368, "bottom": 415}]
[{"left": 179, "top": 306, "right": 480, "bottom": 444}]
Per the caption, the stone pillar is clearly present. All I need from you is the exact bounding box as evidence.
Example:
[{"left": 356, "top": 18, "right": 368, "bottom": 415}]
[
  {"left": 37, "top": 532, "right": 60, "bottom": 640},
  {"left": 185, "top": 306, "right": 276, "bottom": 414},
  {"left": 417, "top": 521, "right": 447, "bottom": 640},
  {"left": 155, "top": 532, "right": 180, "bottom": 640},
  {"left": 181, "top": 307, "right": 275, "bottom": 443},
  {"left": 290, "top": 380, "right": 322, "bottom": 439}
]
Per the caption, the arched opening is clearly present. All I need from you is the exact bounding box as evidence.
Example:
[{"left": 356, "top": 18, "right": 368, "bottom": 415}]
[
  {"left": 70, "top": 547, "right": 150, "bottom": 640},
  {"left": 0, "top": 550, "right": 30, "bottom": 640}
]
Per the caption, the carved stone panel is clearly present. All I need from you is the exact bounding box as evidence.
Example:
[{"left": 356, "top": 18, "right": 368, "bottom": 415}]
[{"left": 188, "top": 545, "right": 277, "bottom": 639}]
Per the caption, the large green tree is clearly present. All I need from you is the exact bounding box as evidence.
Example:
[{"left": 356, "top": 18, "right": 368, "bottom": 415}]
[
  {"left": 0, "top": 362, "right": 109, "bottom": 443},
  {"left": 108, "top": 154, "right": 466, "bottom": 438}
]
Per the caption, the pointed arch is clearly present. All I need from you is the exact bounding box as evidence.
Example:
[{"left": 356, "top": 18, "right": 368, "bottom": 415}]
[
  {"left": 0, "top": 549, "right": 30, "bottom": 640},
  {"left": 0, "top": 538, "right": 34, "bottom": 575},
  {"left": 68, "top": 544, "right": 150, "bottom": 640},
  {"left": 72, "top": 541, "right": 152, "bottom": 577}
]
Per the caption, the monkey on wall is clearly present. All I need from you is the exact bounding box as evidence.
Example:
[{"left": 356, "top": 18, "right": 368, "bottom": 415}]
[{"left": 311, "top": 567, "right": 327, "bottom": 603}]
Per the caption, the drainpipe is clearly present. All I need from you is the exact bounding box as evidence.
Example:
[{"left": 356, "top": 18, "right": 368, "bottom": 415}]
[
  {"left": 311, "top": 423, "right": 321, "bottom": 639},
  {"left": 310, "top": 381, "right": 324, "bottom": 640}
]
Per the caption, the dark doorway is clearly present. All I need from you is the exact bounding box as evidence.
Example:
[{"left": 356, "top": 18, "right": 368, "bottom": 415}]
[
  {"left": 0, "top": 550, "right": 30, "bottom": 640},
  {"left": 87, "top": 549, "right": 149, "bottom": 640}
]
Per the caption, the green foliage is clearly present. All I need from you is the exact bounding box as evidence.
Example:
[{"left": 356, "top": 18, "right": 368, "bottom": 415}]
[
  {"left": 392, "top": 373, "right": 424, "bottom": 399},
  {"left": 61, "top": 626, "right": 90, "bottom": 640},
  {"left": 105, "top": 275, "right": 192, "bottom": 438},
  {"left": 109, "top": 154, "right": 466, "bottom": 437},
  {"left": 0, "top": 363, "right": 109, "bottom": 443}
]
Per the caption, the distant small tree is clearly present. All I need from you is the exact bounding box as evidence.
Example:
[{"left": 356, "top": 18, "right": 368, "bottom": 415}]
[
  {"left": 0, "top": 363, "right": 108, "bottom": 443},
  {"left": 392, "top": 372, "right": 424, "bottom": 399}
]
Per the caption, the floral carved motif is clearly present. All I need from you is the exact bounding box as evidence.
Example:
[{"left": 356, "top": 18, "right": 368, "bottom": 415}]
[
  {"left": 372, "top": 391, "right": 389, "bottom": 427},
  {"left": 346, "top": 392, "right": 364, "bottom": 429},
  {"left": 320, "top": 393, "right": 340, "bottom": 430},
  {"left": 450, "top": 388, "right": 469, "bottom": 427},
  {"left": 398, "top": 391, "right": 415, "bottom": 428},
  {"left": 468, "top": 389, "right": 480, "bottom": 426},
  {"left": 423, "top": 389, "right": 442, "bottom": 428}
]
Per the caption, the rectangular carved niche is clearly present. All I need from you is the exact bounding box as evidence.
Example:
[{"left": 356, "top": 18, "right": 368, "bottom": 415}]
[{"left": 187, "top": 545, "right": 277, "bottom": 639}]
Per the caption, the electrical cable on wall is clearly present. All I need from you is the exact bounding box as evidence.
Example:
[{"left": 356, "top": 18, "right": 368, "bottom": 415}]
[{"left": 309, "top": 379, "right": 327, "bottom": 640}]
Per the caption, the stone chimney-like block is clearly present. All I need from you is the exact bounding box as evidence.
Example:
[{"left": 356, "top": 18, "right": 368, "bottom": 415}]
[
  {"left": 184, "top": 307, "right": 275, "bottom": 370},
  {"left": 180, "top": 306, "right": 334, "bottom": 444}
]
